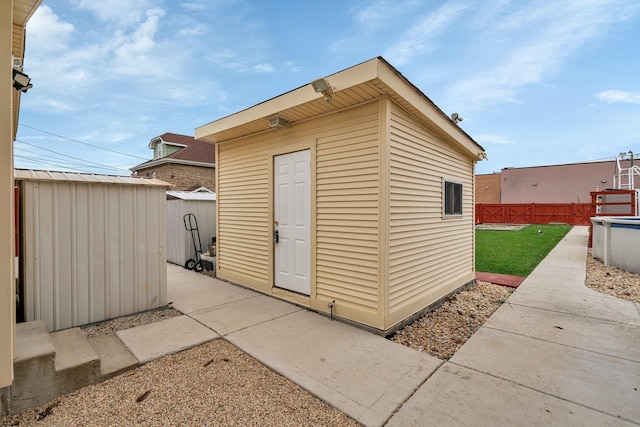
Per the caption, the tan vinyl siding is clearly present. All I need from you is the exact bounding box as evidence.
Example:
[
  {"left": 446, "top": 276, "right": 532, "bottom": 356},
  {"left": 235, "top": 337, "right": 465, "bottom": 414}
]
[
  {"left": 316, "top": 103, "right": 380, "bottom": 312},
  {"left": 216, "top": 102, "right": 381, "bottom": 312},
  {"left": 217, "top": 141, "right": 270, "bottom": 285},
  {"left": 388, "top": 103, "right": 474, "bottom": 313}
]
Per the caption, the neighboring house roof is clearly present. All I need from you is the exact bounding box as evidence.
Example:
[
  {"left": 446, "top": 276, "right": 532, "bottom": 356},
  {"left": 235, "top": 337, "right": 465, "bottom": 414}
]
[
  {"left": 131, "top": 133, "right": 215, "bottom": 172},
  {"left": 166, "top": 191, "right": 217, "bottom": 201},
  {"left": 196, "top": 56, "right": 486, "bottom": 161},
  {"left": 184, "top": 186, "right": 215, "bottom": 193},
  {"left": 15, "top": 169, "right": 172, "bottom": 188}
]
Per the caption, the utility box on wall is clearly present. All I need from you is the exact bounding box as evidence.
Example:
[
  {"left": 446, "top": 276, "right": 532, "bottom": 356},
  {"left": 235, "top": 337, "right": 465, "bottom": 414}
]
[{"left": 16, "top": 170, "right": 171, "bottom": 332}]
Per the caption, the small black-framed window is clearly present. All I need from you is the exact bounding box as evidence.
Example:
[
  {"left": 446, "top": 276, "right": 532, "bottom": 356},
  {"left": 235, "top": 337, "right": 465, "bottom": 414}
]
[{"left": 443, "top": 179, "right": 463, "bottom": 216}]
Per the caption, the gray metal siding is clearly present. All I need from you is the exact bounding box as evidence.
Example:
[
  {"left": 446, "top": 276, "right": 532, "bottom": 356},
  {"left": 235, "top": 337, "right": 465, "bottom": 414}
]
[{"left": 21, "top": 180, "right": 167, "bottom": 332}]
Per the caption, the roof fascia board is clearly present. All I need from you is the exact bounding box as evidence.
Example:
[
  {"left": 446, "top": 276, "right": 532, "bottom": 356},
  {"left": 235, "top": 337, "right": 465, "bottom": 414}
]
[
  {"left": 376, "top": 61, "right": 484, "bottom": 160},
  {"left": 195, "top": 58, "right": 380, "bottom": 141},
  {"left": 131, "top": 157, "right": 215, "bottom": 171},
  {"left": 195, "top": 57, "right": 485, "bottom": 160}
]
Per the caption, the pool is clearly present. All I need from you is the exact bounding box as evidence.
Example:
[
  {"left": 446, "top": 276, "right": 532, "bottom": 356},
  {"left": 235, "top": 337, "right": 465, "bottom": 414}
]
[{"left": 591, "top": 217, "right": 640, "bottom": 274}]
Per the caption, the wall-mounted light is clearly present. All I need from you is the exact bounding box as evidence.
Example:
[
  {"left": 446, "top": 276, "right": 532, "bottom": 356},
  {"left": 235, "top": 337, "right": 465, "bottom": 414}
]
[
  {"left": 13, "top": 69, "right": 32, "bottom": 93},
  {"left": 601, "top": 179, "right": 607, "bottom": 183},
  {"left": 532, "top": 182, "right": 538, "bottom": 186},
  {"left": 311, "top": 78, "right": 334, "bottom": 103},
  {"left": 451, "top": 112, "right": 463, "bottom": 124},
  {"left": 269, "top": 115, "right": 289, "bottom": 129}
]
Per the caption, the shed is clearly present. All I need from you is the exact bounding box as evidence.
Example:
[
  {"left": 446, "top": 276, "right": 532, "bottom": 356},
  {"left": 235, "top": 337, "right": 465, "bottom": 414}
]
[
  {"left": 166, "top": 190, "right": 217, "bottom": 266},
  {"left": 15, "top": 169, "right": 170, "bottom": 332},
  {"left": 195, "top": 57, "right": 486, "bottom": 334}
]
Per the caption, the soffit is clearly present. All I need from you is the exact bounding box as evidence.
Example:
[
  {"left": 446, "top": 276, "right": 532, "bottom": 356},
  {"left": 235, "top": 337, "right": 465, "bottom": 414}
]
[
  {"left": 195, "top": 57, "right": 485, "bottom": 160},
  {"left": 13, "top": 0, "right": 43, "bottom": 25}
]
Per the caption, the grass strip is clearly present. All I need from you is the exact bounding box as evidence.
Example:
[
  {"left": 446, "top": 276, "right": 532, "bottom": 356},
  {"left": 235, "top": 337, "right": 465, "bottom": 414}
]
[{"left": 476, "top": 224, "right": 572, "bottom": 277}]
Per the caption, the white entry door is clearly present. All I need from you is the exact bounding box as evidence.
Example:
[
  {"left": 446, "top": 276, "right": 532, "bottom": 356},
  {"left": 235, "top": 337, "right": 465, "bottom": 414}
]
[{"left": 274, "top": 150, "right": 311, "bottom": 295}]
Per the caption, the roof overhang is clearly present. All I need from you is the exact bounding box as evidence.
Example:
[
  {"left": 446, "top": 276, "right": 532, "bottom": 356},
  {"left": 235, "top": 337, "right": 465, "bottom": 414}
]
[
  {"left": 12, "top": 0, "right": 43, "bottom": 139},
  {"left": 195, "top": 57, "right": 486, "bottom": 161},
  {"left": 130, "top": 157, "right": 215, "bottom": 172}
]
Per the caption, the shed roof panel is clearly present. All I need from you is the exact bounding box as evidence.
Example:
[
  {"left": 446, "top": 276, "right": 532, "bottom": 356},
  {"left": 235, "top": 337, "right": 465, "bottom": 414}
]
[{"left": 14, "top": 169, "right": 171, "bottom": 187}]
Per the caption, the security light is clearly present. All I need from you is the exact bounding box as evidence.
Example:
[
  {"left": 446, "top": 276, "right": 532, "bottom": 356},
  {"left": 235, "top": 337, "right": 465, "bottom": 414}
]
[
  {"left": 311, "top": 78, "right": 334, "bottom": 103},
  {"left": 13, "top": 69, "right": 32, "bottom": 93},
  {"left": 269, "top": 115, "right": 289, "bottom": 129},
  {"left": 451, "top": 112, "right": 463, "bottom": 124}
]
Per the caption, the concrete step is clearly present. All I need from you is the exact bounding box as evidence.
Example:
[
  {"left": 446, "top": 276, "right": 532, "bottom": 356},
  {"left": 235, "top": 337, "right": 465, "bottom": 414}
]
[
  {"left": 87, "top": 333, "right": 139, "bottom": 379},
  {"left": 9, "top": 323, "right": 104, "bottom": 415},
  {"left": 49, "top": 328, "right": 101, "bottom": 397},
  {"left": 10, "top": 321, "right": 57, "bottom": 414},
  {"left": 50, "top": 328, "right": 100, "bottom": 373},
  {"left": 14, "top": 320, "right": 55, "bottom": 364}
]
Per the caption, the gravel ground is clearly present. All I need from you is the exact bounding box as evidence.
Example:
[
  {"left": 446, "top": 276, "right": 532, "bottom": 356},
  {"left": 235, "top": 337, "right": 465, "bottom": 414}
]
[
  {"left": 2, "top": 340, "right": 360, "bottom": 427},
  {"left": 81, "top": 307, "right": 182, "bottom": 338},
  {"left": 392, "top": 250, "right": 640, "bottom": 360},
  {"left": 391, "top": 281, "right": 513, "bottom": 360},
  {"left": 586, "top": 251, "right": 640, "bottom": 303},
  {"left": 4, "top": 252, "right": 637, "bottom": 426}
]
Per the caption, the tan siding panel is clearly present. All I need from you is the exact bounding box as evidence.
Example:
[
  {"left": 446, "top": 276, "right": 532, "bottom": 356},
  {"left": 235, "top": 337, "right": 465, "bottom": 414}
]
[
  {"left": 388, "top": 103, "right": 474, "bottom": 313},
  {"left": 217, "top": 141, "right": 270, "bottom": 284},
  {"left": 315, "top": 103, "right": 380, "bottom": 313}
]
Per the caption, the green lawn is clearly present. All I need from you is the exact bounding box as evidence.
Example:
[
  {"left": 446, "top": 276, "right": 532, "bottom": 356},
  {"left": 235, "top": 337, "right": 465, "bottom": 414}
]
[{"left": 475, "top": 224, "right": 572, "bottom": 277}]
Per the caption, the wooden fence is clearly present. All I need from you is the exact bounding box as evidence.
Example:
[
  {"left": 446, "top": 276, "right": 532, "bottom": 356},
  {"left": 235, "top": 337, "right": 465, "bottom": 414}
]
[
  {"left": 476, "top": 203, "right": 595, "bottom": 226},
  {"left": 476, "top": 190, "right": 637, "bottom": 226}
]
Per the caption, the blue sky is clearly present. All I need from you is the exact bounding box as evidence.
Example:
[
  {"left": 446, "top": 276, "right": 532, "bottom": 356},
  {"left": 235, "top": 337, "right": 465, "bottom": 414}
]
[{"left": 15, "top": 0, "right": 640, "bottom": 175}]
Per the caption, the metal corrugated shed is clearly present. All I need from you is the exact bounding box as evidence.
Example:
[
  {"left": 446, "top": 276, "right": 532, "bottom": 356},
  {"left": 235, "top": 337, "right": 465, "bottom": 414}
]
[
  {"left": 16, "top": 169, "right": 170, "bottom": 332},
  {"left": 14, "top": 169, "right": 170, "bottom": 187},
  {"left": 166, "top": 193, "right": 217, "bottom": 266}
]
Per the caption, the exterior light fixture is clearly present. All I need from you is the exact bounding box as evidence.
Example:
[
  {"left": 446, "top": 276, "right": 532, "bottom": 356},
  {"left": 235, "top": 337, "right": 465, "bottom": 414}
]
[
  {"left": 311, "top": 78, "right": 334, "bottom": 103},
  {"left": 450, "top": 112, "right": 463, "bottom": 124},
  {"left": 13, "top": 69, "right": 32, "bottom": 93},
  {"left": 269, "top": 115, "right": 289, "bottom": 129}
]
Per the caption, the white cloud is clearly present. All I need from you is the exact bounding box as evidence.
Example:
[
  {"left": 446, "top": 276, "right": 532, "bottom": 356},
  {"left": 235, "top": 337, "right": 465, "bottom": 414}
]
[
  {"left": 384, "top": 3, "right": 469, "bottom": 65},
  {"left": 475, "top": 134, "right": 513, "bottom": 145},
  {"left": 448, "top": 0, "right": 640, "bottom": 108},
  {"left": 26, "top": 6, "right": 75, "bottom": 54},
  {"left": 285, "top": 61, "right": 301, "bottom": 73},
  {"left": 108, "top": 8, "right": 166, "bottom": 76},
  {"left": 71, "top": 0, "right": 155, "bottom": 26},
  {"left": 253, "top": 63, "right": 275, "bottom": 73},
  {"left": 180, "top": 2, "right": 209, "bottom": 12},
  {"left": 595, "top": 90, "right": 640, "bottom": 104},
  {"left": 353, "top": 0, "right": 420, "bottom": 32},
  {"left": 178, "top": 24, "right": 207, "bottom": 37}
]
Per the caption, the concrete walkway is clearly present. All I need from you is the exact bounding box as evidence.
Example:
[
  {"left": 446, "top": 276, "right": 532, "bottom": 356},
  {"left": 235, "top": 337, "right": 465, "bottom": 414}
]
[{"left": 129, "top": 226, "right": 639, "bottom": 426}]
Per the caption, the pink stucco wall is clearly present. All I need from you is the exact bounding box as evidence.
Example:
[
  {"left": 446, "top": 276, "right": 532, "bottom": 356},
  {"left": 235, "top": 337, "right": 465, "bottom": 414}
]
[{"left": 501, "top": 161, "right": 620, "bottom": 204}]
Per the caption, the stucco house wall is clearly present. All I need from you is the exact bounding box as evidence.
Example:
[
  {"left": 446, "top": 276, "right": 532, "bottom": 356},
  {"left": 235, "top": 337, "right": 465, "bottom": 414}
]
[{"left": 501, "top": 161, "right": 617, "bottom": 204}]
